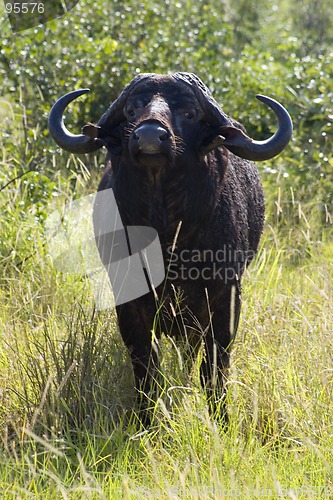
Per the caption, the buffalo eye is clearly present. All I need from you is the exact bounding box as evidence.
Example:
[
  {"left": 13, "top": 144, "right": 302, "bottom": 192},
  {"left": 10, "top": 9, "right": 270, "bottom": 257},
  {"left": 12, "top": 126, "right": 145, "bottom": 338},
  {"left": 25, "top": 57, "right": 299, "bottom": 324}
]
[
  {"left": 127, "top": 108, "right": 136, "bottom": 118},
  {"left": 183, "top": 110, "right": 196, "bottom": 120}
]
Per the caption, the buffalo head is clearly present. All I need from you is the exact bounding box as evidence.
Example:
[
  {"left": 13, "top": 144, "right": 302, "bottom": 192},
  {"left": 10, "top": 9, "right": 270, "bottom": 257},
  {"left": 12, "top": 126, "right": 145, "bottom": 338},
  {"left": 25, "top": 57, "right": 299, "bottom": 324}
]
[{"left": 48, "top": 72, "right": 292, "bottom": 166}]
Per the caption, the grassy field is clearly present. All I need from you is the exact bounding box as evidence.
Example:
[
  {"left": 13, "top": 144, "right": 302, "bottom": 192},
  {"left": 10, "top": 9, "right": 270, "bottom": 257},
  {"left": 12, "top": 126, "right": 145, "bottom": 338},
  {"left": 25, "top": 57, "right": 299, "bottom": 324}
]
[
  {"left": 1, "top": 0, "right": 333, "bottom": 496},
  {"left": 0, "top": 165, "right": 332, "bottom": 498}
]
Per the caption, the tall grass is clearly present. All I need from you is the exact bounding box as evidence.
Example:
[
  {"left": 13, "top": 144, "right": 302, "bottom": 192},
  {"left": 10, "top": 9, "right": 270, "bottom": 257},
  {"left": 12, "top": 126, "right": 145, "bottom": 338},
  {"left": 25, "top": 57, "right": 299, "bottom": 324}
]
[
  {"left": 1, "top": 0, "right": 333, "bottom": 493},
  {"left": 0, "top": 167, "right": 332, "bottom": 497}
]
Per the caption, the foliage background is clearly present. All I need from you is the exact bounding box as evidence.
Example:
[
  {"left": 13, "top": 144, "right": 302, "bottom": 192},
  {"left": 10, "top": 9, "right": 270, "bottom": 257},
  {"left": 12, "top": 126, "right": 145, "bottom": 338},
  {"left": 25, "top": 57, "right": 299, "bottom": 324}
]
[
  {"left": 0, "top": 0, "right": 333, "bottom": 497},
  {"left": 1, "top": 0, "right": 333, "bottom": 199}
]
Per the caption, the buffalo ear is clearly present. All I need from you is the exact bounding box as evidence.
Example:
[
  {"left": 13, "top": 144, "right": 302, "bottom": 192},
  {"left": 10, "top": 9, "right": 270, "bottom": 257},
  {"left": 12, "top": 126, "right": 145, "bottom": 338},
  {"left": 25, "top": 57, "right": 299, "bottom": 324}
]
[
  {"left": 200, "top": 134, "right": 225, "bottom": 156},
  {"left": 219, "top": 125, "right": 255, "bottom": 155},
  {"left": 199, "top": 125, "right": 250, "bottom": 156},
  {"left": 82, "top": 123, "right": 122, "bottom": 154},
  {"left": 220, "top": 125, "right": 250, "bottom": 143},
  {"left": 82, "top": 123, "right": 100, "bottom": 139}
]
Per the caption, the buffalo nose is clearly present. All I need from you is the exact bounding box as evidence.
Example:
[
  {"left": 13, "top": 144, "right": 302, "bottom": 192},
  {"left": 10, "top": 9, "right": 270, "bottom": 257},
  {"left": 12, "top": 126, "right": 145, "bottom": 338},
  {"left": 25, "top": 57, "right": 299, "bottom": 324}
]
[{"left": 132, "top": 123, "right": 169, "bottom": 153}]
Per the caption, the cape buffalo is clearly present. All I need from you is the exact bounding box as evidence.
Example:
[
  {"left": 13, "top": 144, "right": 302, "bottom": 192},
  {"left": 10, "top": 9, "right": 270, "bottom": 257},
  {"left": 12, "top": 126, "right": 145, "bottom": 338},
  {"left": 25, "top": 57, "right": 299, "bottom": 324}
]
[{"left": 49, "top": 73, "right": 292, "bottom": 424}]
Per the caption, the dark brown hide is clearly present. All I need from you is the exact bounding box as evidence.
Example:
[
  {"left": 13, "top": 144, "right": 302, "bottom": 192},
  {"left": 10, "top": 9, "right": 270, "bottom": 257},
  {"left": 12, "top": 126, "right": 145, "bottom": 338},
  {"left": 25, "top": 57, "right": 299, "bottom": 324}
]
[{"left": 94, "top": 74, "right": 265, "bottom": 424}]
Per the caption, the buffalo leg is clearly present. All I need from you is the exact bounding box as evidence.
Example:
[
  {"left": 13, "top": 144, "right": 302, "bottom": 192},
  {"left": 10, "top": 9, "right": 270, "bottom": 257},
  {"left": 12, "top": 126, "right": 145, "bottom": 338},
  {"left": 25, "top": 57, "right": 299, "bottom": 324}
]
[
  {"left": 200, "top": 338, "right": 231, "bottom": 423},
  {"left": 200, "top": 285, "right": 241, "bottom": 422},
  {"left": 117, "top": 304, "right": 159, "bottom": 426}
]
